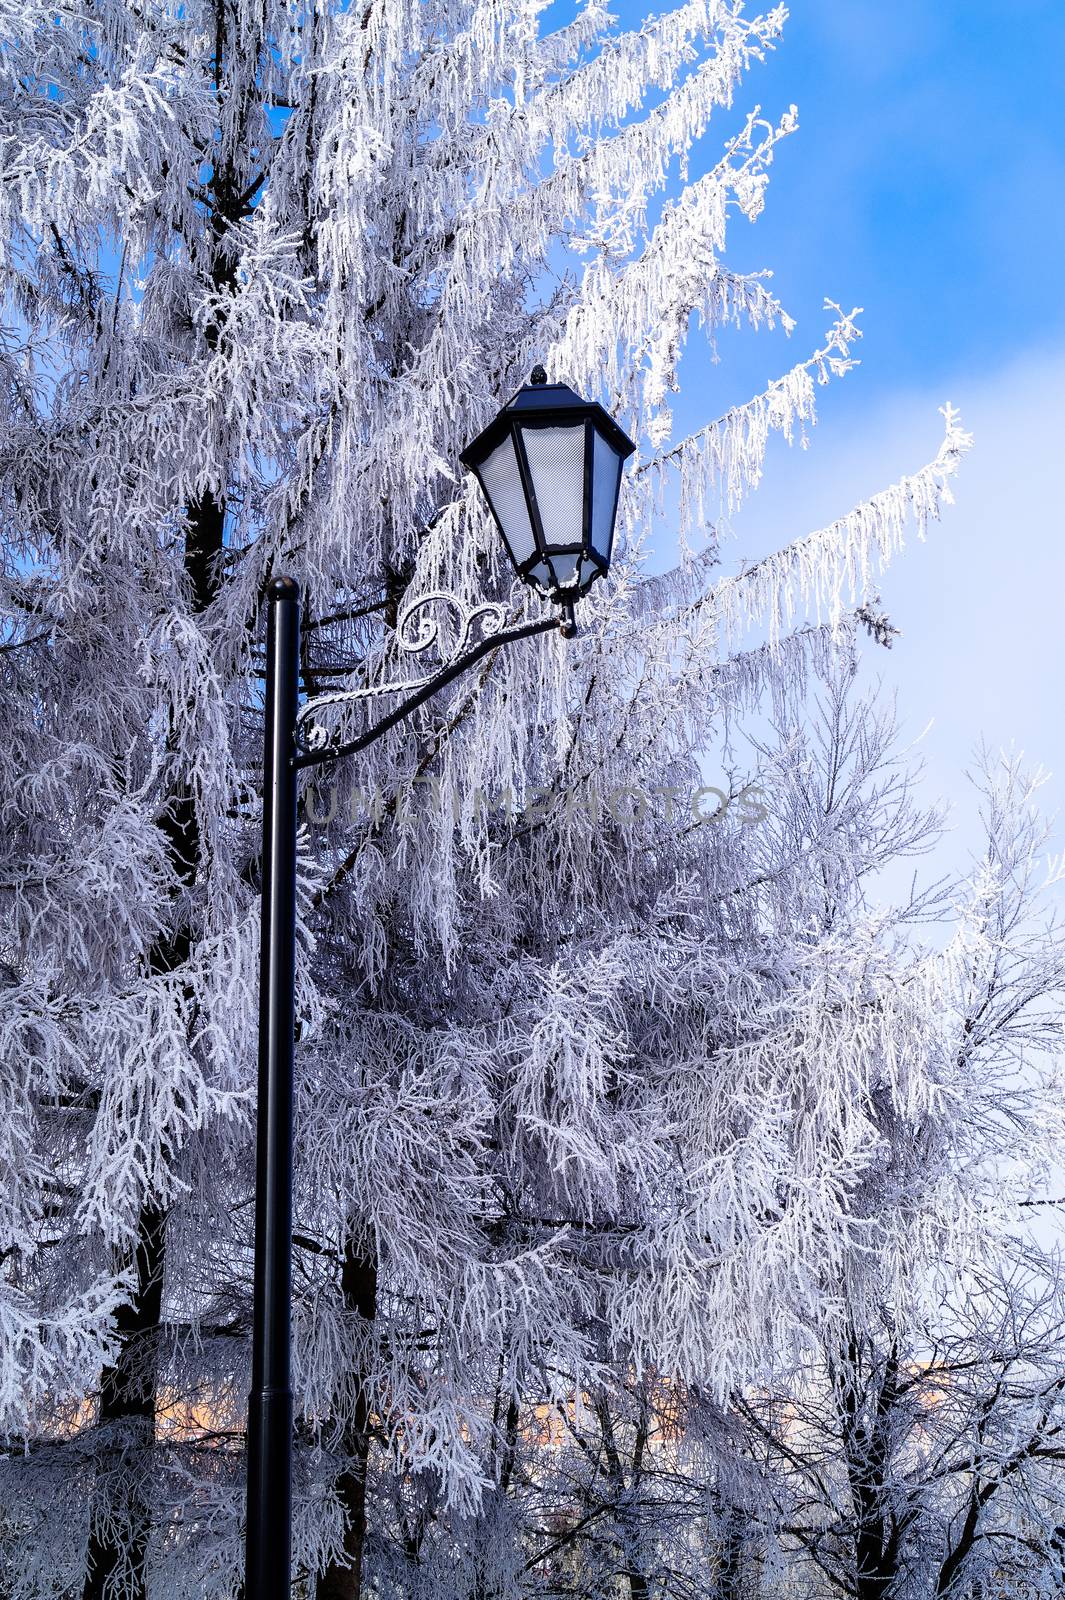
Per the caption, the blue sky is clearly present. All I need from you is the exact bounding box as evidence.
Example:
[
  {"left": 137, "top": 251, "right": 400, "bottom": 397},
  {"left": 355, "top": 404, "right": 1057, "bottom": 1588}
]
[
  {"left": 608, "top": 0, "right": 1065, "bottom": 399},
  {"left": 591, "top": 0, "right": 1065, "bottom": 871}
]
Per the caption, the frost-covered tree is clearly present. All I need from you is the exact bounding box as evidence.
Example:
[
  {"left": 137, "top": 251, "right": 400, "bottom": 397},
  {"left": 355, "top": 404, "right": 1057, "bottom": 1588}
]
[
  {"left": 382, "top": 691, "right": 1065, "bottom": 1600},
  {"left": 736, "top": 1261, "right": 1065, "bottom": 1600},
  {"left": 0, "top": 1, "right": 975, "bottom": 1597},
  {"left": 719, "top": 744, "right": 1065, "bottom": 1600}
]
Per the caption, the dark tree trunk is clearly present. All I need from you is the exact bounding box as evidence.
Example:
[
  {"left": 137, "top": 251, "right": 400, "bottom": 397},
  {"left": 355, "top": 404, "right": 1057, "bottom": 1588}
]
[
  {"left": 82, "top": 487, "right": 226, "bottom": 1600},
  {"left": 498, "top": 1390, "right": 520, "bottom": 1498},
  {"left": 316, "top": 1239, "right": 378, "bottom": 1600},
  {"left": 82, "top": 1201, "right": 167, "bottom": 1600},
  {"left": 626, "top": 1565, "right": 650, "bottom": 1600},
  {"left": 716, "top": 1504, "right": 746, "bottom": 1600},
  {"left": 935, "top": 1489, "right": 980, "bottom": 1600},
  {"left": 838, "top": 1336, "right": 904, "bottom": 1600},
  {"left": 593, "top": 1393, "right": 650, "bottom": 1600}
]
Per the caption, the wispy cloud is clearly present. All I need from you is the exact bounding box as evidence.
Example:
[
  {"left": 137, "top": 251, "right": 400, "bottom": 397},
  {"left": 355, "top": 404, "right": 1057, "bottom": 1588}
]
[{"left": 729, "top": 341, "right": 1065, "bottom": 854}]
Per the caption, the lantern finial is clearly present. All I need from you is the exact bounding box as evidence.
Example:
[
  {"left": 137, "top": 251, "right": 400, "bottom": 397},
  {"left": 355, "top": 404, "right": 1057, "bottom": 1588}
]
[{"left": 530, "top": 364, "right": 548, "bottom": 386}]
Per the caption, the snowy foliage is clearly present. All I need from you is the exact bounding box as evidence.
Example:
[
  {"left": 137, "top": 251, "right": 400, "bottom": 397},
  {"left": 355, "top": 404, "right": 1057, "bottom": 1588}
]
[{"left": 0, "top": 0, "right": 1053, "bottom": 1598}]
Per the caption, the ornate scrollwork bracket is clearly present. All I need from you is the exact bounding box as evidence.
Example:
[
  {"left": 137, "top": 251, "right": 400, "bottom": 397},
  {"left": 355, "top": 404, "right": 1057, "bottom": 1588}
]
[{"left": 292, "top": 590, "right": 554, "bottom": 768}]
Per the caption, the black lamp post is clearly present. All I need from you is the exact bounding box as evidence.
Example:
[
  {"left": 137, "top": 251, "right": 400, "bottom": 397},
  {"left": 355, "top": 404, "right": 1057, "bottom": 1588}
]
[{"left": 243, "top": 371, "right": 635, "bottom": 1599}]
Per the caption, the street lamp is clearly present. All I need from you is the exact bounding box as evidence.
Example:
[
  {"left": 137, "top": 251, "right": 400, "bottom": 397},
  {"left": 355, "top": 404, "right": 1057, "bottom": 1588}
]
[
  {"left": 460, "top": 365, "right": 636, "bottom": 623},
  {"left": 244, "top": 371, "right": 634, "bottom": 1599}
]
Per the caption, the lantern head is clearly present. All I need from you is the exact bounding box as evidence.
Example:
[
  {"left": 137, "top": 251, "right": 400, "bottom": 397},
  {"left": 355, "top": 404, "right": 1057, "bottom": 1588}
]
[{"left": 460, "top": 367, "right": 636, "bottom": 606}]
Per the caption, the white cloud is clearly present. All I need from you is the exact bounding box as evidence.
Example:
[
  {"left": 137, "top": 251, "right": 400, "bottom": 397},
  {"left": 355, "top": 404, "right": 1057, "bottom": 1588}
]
[{"left": 725, "top": 343, "right": 1065, "bottom": 862}]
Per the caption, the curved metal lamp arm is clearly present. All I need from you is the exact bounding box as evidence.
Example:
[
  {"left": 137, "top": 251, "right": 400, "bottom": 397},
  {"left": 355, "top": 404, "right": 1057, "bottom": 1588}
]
[{"left": 292, "top": 598, "right": 567, "bottom": 771}]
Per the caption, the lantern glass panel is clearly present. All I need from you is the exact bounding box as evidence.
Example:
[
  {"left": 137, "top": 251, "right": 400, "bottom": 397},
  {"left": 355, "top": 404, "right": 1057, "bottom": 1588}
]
[
  {"left": 518, "top": 424, "right": 586, "bottom": 550},
  {"left": 590, "top": 429, "right": 625, "bottom": 562},
  {"left": 478, "top": 434, "right": 537, "bottom": 567},
  {"left": 548, "top": 552, "right": 580, "bottom": 590}
]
